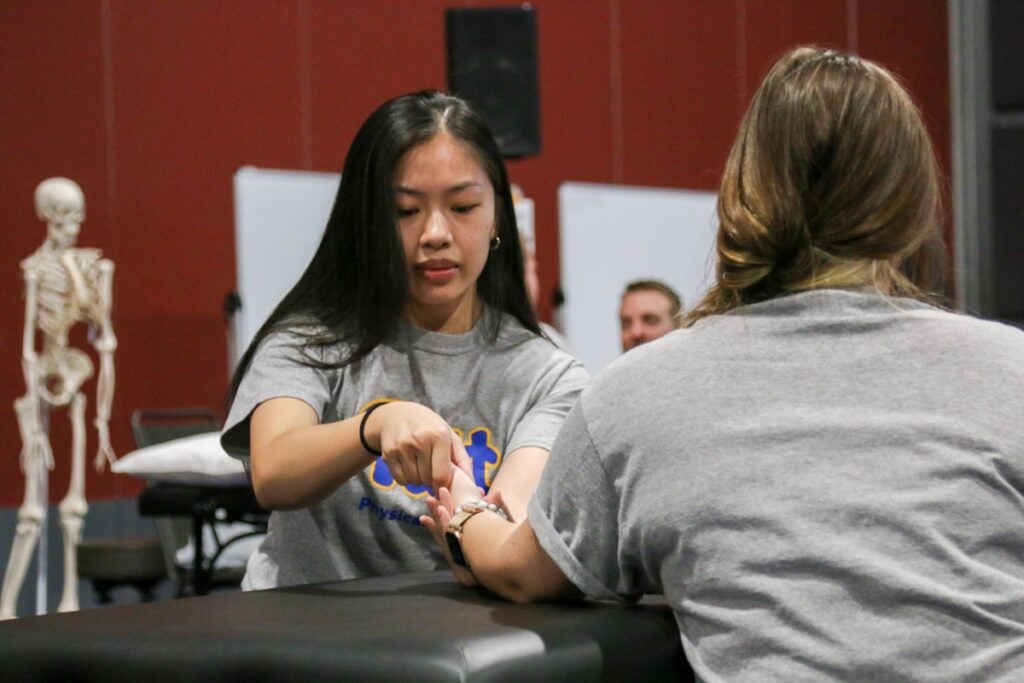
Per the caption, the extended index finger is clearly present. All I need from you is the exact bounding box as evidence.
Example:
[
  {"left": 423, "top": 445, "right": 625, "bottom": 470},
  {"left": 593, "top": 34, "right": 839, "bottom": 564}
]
[{"left": 431, "top": 434, "right": 454, "bottom": 494}]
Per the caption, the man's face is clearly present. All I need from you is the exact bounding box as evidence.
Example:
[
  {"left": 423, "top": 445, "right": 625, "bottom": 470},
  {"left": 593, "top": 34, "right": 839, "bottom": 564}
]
[{"left": 619, "top": 290, "right": 676, "bottom": 351}]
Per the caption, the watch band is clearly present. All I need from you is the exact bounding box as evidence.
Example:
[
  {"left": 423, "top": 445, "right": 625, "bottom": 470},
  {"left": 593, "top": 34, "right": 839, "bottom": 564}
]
[
  {"left": 445, "top": 509, "right": 483, "bottom": 568},
  {"left": 455, "top": 499, "right": 509, "bottom": 520}
]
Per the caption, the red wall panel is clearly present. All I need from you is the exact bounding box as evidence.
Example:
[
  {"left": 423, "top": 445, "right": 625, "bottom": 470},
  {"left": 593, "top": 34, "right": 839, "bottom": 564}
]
[
  {"left": 856, "top": 0, "right": 953, "bottom": 249},
  {"left": 109, "top": 0, "right": 306, "bottom": 318},
  {"left": 0, "top": 1, "right": 951, "bottom": 507},
  {"left": 618, "top": 0, "right": 739, "bottom": 190},
  {"left": 742, "top": 0, "right": 849, "bottom": 95},
  {"left": 307, "top": 0, "right": 448, "bottom": 172}
]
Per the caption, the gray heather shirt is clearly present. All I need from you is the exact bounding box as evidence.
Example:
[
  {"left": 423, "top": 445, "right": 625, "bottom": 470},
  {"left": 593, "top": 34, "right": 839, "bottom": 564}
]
[
  {"left": 223, "top": 307, "right": 588, "bottom": 589},
  {"left": 530, "top": 289, "right": 1024, "bottom": 682}
]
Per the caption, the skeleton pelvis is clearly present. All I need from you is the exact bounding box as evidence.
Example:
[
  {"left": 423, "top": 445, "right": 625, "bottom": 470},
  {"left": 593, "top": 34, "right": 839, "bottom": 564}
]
[{"left": 37, "top": 347, "right": 93, "bottom": 406}]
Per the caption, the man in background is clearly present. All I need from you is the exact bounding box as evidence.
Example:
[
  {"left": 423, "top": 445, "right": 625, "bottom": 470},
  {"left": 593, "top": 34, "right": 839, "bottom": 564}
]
[{"left": 619, "top": 279, "right": 682, "bottom": 352}]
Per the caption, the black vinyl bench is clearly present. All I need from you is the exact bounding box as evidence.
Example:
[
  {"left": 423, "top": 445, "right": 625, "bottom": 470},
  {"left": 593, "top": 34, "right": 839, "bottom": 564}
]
[{"left": 0, "top": 570, "right": 692, "bottom": 682}]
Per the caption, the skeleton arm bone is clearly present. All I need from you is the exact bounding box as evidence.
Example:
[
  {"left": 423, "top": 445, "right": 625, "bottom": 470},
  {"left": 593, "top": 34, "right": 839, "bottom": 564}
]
[
  {"left": 18, "top": 267, "right": 54, "bottom": 472},
  {"left": 91, "top": 259, "right": 117, "bottom": 471},
  {"left": 21, "top": 269, "right": 38, "bottom": 362}
]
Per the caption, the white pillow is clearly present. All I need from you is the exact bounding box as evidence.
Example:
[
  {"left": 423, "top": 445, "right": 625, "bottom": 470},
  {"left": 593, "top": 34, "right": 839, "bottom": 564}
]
[
  {"left": 112, "top": 432, "right": 250, "bottom": 487},
  {"left": 174, "top": 522, "right": 263, "bottom": 569}
]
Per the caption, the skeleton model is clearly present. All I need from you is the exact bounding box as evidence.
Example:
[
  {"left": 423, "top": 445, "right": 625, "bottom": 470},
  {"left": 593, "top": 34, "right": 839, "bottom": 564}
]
[{"left": 0, "top": 178, "right": 117, "bottom": 619}]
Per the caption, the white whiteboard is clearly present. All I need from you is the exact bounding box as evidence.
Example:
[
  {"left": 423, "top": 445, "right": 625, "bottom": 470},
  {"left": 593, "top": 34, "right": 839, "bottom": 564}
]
[
  {"left": 232, "top": 167, "right": 340, "bottom": 364},
  {"left": 558, "top": 182, "right": 718, "bottom": 374}
]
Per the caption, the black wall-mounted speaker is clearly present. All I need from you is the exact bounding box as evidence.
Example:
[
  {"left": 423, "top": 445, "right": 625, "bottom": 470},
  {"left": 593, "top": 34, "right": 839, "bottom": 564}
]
[
  {"left": 990, "top": 0, "right": 1024, "bottom": 110},
  {"left": 446, "top": 6, "right": 541, "bottom": 158}
]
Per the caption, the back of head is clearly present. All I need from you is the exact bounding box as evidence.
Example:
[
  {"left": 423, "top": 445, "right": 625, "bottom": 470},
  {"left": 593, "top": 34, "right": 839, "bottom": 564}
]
[{"left": 686, "top": 47, "right": 944, "bottom": 325}]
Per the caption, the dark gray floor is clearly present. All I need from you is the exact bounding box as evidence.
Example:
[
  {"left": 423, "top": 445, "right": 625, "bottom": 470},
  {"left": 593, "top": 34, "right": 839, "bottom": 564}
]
[{"left": 0, "top": 497, "right": 182, "bottom": 618}]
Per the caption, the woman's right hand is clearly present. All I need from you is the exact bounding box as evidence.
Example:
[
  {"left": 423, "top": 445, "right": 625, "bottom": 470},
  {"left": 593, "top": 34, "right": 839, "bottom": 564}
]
[
  {"left": 421, "top": 467, "right": 484, "bottom": 587},
  {"left": 366, "top": 401, "right": 474, "bottom": 493}
]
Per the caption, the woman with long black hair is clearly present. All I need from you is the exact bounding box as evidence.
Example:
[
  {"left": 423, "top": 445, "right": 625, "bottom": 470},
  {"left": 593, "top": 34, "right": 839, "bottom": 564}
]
[{"left": 222, "top": 91, "right": 587, "bottom": 589}]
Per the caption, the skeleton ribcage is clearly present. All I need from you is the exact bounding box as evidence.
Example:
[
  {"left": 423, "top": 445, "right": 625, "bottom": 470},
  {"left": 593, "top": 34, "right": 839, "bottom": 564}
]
[{"left": 26, "top": 248, "right": 104, "bottom": 344}]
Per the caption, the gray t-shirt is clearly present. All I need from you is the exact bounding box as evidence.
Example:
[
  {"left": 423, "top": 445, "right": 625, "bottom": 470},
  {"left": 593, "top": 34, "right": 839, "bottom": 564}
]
[
  {"left": 224, "top": 307, "right": 588, "bottom": 589},
  {"left": 529, "top": 289, "right": 1024, "bottom": 682}
]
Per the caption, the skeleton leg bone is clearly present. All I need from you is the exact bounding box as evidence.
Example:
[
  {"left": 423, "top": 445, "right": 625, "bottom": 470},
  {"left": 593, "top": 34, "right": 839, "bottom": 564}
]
[
  {"left": 0, "top": 399, "right": 50, "bottom": 620},
  {"left": 57, "top": 393, "right": 88, "bottom": 613}
]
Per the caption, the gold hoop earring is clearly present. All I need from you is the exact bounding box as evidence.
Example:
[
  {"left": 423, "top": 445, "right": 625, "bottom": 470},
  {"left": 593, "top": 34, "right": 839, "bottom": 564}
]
[{"left": 490, "top": 235, "right": 501, "bottom": 251}]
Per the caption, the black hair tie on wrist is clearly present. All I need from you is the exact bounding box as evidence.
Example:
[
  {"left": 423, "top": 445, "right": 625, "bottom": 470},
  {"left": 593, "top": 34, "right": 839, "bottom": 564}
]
[{"left": 359, "top": 402, "right": 391, "bottom": 456}]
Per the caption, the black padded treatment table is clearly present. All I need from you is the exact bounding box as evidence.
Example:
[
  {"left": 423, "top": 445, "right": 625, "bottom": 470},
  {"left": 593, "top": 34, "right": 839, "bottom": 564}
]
[{"left": 0, "top": 570, "right": 692, "bottom": 682}]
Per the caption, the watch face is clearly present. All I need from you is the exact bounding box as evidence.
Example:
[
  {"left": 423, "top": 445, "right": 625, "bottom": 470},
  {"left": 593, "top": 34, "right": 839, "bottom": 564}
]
[{"left": 445, "top": 530, "right": 469, "bottom": 567}]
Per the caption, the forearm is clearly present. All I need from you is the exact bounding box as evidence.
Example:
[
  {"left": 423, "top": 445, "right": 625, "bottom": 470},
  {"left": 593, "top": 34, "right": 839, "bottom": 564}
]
[
  {"left": 485, "top": 446, "right": 547, "bottom": 523},
  {"left": 95, "top": 352, "right": 114, "bottom": 420},
  {"left": 430, "top": 447, "right": 574, "bottom": 601},
  {"left": 21, "top": 357, "right": 38, "bottom": 399},
  {"left": 460, "top": 513, "right": 577, "bottom": 603},
  {"left": 251, "top": 412, "right": 375, "bottom": 510},
  {"left": 252, "top": 398, "right": 465, "bottom": 510},
  {"left": 91, "top": 350, "right": 116, "bottom": 469}
]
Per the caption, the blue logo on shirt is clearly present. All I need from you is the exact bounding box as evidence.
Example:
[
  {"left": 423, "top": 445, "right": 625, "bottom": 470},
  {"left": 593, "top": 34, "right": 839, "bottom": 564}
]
[{"left": 466, "top": 428, "right": 501, "bottom": 490}]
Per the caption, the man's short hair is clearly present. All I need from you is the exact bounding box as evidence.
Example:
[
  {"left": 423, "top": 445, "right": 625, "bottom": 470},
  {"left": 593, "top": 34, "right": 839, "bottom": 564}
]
[{"left": 622, "top": 279, "right": 683, "bottom": 317}]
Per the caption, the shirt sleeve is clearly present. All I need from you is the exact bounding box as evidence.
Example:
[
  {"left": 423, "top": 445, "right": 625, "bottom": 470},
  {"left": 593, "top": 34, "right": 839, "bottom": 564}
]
[
  {"left": 505, "top": 348, "right": 590, "bottom": 455},
  {"left": 220, "top": 330, "right": 335, "bottom": 463},
  {"left": 527, "top": 396, "right": 636, "bottom": 603}
]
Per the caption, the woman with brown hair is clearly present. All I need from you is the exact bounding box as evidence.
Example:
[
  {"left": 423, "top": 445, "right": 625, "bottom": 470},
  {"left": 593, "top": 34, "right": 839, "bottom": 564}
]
[{"left": 424, "top": 47, "right": 1024, "bottom": 680}]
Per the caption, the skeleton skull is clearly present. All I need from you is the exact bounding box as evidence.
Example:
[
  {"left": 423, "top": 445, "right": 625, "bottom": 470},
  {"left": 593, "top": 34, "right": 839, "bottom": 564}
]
[{"left": 35, "top": 177, "right": 85, "bottom": 248}]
